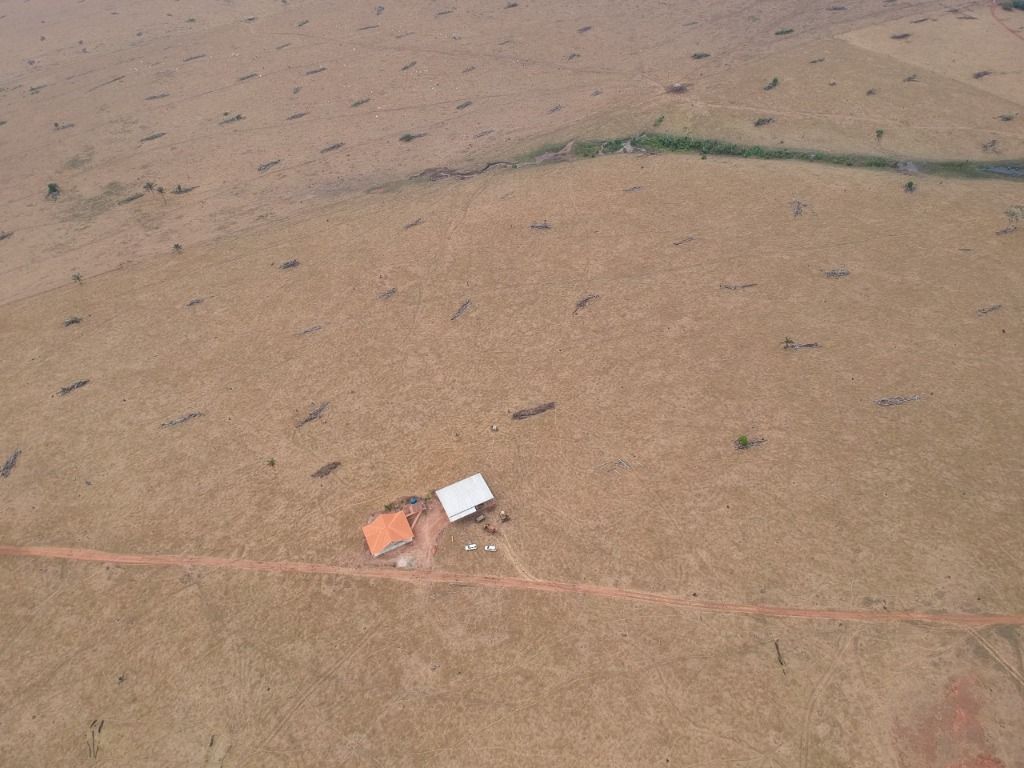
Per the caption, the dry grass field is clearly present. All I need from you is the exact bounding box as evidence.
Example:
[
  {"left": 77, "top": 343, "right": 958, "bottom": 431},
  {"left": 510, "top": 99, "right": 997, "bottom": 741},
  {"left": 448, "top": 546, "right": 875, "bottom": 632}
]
[{"left": 2, "top": 1, "right": 1023, "bottom": 766}]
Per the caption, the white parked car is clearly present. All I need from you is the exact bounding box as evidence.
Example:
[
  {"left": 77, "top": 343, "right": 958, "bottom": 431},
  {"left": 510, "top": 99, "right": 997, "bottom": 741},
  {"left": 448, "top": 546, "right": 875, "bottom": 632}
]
[
  {"left": 464, "top": 543, "right": 478, "bottom": 551},
  {"left": 484, "top": 544, "right": 497, "bottom": 552}
]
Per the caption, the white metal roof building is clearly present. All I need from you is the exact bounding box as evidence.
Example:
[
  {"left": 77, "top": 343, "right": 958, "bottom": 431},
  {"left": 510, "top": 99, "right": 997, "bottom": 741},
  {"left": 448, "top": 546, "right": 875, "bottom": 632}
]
[{"left": 436, "top": 473, "right": 494, "bottom": 523}]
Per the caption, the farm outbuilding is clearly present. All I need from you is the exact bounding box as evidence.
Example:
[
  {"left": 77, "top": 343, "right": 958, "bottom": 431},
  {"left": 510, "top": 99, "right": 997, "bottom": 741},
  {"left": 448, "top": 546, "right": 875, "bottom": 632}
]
[
  {"left": 362, "top": 511, "right": 414, "bottom": 557},
  {"left": 436, "top": 473, "right": 495, "bottom": 523}
]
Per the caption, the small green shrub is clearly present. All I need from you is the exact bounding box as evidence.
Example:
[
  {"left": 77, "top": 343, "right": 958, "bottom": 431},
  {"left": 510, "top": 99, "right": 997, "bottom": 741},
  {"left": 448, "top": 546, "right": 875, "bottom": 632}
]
[
  {"left": 71, "top": 272, "right": 82, "bottom": 283},
  {"left": 573, "top": 141, "right": 601, "bottom": 158},
  {"left": 775, "top": 28, "right": 794, "bottom": 35},
  {"left": 736, "top": 435, "right": 750, "bottom": 449},
  {"left": 904, "top": 180, "right": 916, "bottom": 193}
]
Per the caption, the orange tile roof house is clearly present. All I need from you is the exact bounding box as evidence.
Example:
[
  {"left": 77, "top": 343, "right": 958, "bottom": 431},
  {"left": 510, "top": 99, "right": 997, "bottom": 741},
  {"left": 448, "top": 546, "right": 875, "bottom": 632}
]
[{"left": 362, "top": 511, "right": 414, "bottom": 557}]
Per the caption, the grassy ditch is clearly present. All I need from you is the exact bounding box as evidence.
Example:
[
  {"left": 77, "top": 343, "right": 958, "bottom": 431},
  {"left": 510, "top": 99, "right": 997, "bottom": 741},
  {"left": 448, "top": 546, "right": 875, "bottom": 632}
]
[{"left": 568, "top": 133, "right": 1023, "bottom": 181}]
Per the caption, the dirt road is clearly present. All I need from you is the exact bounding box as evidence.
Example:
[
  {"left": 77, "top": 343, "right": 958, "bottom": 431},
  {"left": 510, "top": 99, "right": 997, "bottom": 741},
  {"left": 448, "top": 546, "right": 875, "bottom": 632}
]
[{"left": 2, "top": 543, "right": 1021, "bottom": 627}]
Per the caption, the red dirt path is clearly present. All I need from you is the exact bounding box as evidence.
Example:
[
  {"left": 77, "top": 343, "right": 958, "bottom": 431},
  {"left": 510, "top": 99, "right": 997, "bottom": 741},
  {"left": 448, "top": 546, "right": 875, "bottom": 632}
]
[{"left": 2, "top": 544, "right": 1022, "bottom": 627}]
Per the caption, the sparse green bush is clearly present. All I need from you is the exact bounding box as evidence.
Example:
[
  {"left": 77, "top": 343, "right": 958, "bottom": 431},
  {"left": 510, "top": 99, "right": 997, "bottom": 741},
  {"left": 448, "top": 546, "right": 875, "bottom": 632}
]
[
  {"left": 71, "top": 272, "right": 82, "bottom": 283},
  {"left": 629, "top": 133, "right": 896, "bottom": 169},
  {"left": 904, "top": 180, "right": 916, "bottom": 193},
  {"left": 736, "top": 435, "right": 750, "bottom": 449},
  {"left": 557, "top": 131, "right": 1003, "bottom": 179},
  {"left": 46, "top": 182, "right": 61, "bottom": 200}
]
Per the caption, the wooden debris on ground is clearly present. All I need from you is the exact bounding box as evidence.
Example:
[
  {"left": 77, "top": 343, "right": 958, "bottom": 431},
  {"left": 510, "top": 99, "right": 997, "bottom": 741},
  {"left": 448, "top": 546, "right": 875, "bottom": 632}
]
[
  {"left": 512, "top": 402, "right": 556, "bottom": 420},
  {"left": 874, "top": 394, "right": 922, "bottom": 407},
  {"left": 297, "top": 402, "right": 329, "bottom": 428},
  {"left": 573, "top": 293, "right": 600, "bottom": 315},
  {"left": 312, "top": 462, "right": 341, "bottom": 478},
  {"left": 1, "top": 449, "right": 20, "bottom": 478},
  {"left": 58, "top": 379, "right": 89, "bottom": 396},
  {"left": 162, "top": 411, "right": 203, "bottom": 428}
]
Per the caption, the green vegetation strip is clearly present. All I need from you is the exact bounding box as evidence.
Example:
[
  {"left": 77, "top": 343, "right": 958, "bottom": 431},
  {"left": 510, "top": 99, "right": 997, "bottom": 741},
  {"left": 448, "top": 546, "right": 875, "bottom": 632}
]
[{"left": 569, "top": 133, "right": 1024, "bottom": 181}]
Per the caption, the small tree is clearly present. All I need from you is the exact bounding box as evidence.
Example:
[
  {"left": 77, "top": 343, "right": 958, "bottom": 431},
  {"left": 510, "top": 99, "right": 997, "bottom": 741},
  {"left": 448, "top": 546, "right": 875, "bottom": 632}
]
[{"left": 46, "top": 182, "right": 61, "bottom": 200}]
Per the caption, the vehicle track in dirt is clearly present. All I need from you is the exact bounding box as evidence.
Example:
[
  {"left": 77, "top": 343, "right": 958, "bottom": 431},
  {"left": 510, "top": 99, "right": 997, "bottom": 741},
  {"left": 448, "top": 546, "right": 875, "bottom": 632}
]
[
  {"left": 991, "top": 0, "right": 1024, "bottom": 43},
  {"left": 2, "top": 544, "right": 1021, "bottom": 628}
]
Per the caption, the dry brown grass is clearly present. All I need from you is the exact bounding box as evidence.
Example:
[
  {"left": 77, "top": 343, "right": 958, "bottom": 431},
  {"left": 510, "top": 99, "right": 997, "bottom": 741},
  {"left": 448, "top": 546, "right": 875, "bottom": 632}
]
[{"left": 1, "top": 1, "right": 1023, "bottom": 765}]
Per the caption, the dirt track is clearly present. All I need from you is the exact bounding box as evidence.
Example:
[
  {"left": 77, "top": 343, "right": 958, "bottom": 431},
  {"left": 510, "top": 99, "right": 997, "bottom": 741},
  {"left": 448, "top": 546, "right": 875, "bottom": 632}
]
[{"left": 3, "top": 544, "right": 1022, "bottom": 627}]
